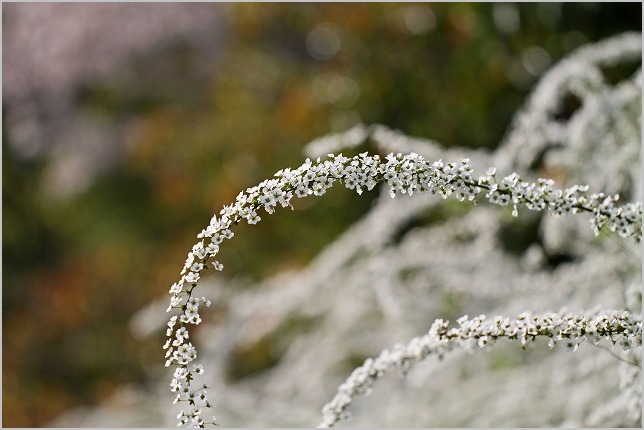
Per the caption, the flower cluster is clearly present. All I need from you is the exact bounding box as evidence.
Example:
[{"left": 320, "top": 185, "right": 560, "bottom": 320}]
[
  {"left": 165, "top": 293, "right": 215, "bottom": 426},
  {"left": 165, "top": 150, "right": 642, "bottom": 427},
  {"left": 319, "top": 310, "right": 642, "bottom": 428}
]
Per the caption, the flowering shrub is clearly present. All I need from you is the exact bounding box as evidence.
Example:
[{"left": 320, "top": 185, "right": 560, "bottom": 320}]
[
  {"left": 164, "top": 32, "right": 642, "bottom": 428},
  {"left": 319, "top": 310, "right": 642, "bottom": 427}
]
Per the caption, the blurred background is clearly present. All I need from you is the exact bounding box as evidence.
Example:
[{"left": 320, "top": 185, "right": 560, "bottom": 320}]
[{"left": 2, "top": 3, "right": 642, "bottom": 427}]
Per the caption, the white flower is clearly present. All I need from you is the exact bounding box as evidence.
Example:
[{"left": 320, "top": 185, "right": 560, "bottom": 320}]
[
  {"left": 184, "top": 272, "right": 200, "bottom": 285},
  {"left": 170, "top": 379, "right": 181, "bottom": 392},
  {"left": 183, "top": 253, "right": 195, "bottom": 271},
  {"left": 173, "top": 342, "right": 197, "bottom": 366},
  {"left": 176, "top": 327, "right": 189, "bottom": 342},
  {"left": 180, "top": 307, "right": 201, "bottom": 325},
  {"left": 318, "top": 310, "right": 642, "bottom": 427},
  {"left": 167, "top": 316, "right": 178, "bottom": 329},
  {"left": 192, "top": 242, "right": 207, "bottom": 260},
  {"left": 169, "top": 283, "right": 182, "bottom": 294},
  {"left": 169, "top": 295, "right": 183, "bottom": 309},
  {"left": 190, "top": 263, "right": 204, "bottom": 273},
  {"left": 166, "top": 132, "right": 642, "bottom": 427},
  {"left": 204, "top": 242, "right": 219, "bottom": 255},
  {"left": 186, "top": 297, "right": 200, "bottom": 311},
  {"left": 247, "top": 212, "right": 261, "bottom": 225},
  {"left": 174, "top": 366, "right": 189, "bottom": 380}
]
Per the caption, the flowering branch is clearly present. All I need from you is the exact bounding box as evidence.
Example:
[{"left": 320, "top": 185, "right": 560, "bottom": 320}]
[
  {"left": 164, "top": 151, "right": 642, "bottom": 427},
  {"left": 318, "top": 310, "right": 643, "bottom": 428}
]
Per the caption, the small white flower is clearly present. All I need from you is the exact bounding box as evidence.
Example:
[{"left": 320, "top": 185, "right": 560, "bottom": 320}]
[
  {"left": 170, "top": 379, "right": 181, "bottom": 392},
  {"left": 192, "top": 242, "right": 206, "bottom": 259},
  {"left": 204, "top": 242, "right": 219, "bottom": 255},
  {"left": 167, "top": 145, "right": 644, "bottom": 427},
  {"left": 167, "top": 316, "right": 178, "bottom": 329},
  {"left": 174, "top": 366, "right": 189, "bottom": 380},
  {"left": 186, "top": 297, "right": 200, "bottom": 310},
  {"left": 169, "top": 295, "right": 183, "bottom": 309},
  {"left": 184, "top": 272, "right": 200, "bottom": 284},
  {"left": 176, "top": 327, "right": 189, "bottom": 342},
  {"left": 180, "top": 307, "right": 201, "bottom": 325}
]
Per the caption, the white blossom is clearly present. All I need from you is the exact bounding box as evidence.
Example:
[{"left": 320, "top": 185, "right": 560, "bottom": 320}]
[
  {"left": 164, "top": 143, "right": 642, "bottom": 426},
  {"left": 159, "top": 32, "right": 642, "bottom": 428},
  {"left": 318, "top": 310, "right": 642, "bottom": 428}
]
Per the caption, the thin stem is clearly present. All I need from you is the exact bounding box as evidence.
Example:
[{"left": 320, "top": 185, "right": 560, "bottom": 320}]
[{"left": 591, "top": 342, "right": 642, "bottom": 368}]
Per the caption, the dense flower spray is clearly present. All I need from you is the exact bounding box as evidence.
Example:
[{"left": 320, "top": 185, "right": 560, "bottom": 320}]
[
  {"left": 163, "top": 31, "right": 642, "bottom": 428},
  {"left": 164, "top": 150, "right": 642, "bottom": 427},
  {"left": 319, "top": 310, "right": 642, "bottom": 427}
]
